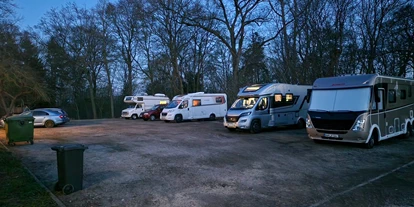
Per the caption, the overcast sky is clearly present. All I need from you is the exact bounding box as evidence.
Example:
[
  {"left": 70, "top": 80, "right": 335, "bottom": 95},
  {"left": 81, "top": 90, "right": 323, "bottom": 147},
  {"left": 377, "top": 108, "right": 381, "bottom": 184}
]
[{"left": 14, "top": 0, "right": 99, "bottom": 29}]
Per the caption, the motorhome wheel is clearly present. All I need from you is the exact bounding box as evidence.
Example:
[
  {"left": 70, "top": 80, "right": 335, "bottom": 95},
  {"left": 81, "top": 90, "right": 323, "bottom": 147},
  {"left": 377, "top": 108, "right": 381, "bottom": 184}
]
[
  {"left": 209, "top": 114, "right": 216, "bottom": 121},
  {"left": 297, "top": 119, "right": 305, "bottom": 129},
  {"left": 174, "top": 115, "right": 183, "bottom": 123},
  {"left": 250, "top": 120, "right": 261, "bottom": 133},
  {"left": 131, "top": 114, "right": 138, "bottom": 120},
  {"left": 365, "top": 133, "right": 376, "bottom": 149}
]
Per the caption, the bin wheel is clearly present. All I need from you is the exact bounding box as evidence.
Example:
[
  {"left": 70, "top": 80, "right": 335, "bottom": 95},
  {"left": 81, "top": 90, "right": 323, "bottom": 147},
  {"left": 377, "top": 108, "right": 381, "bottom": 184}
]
[
  {"left": 29, "top": 140, "right": 34, "bottom": 145},
  {"left": 8, "top": 142, "right": 15, "bottom": 146},
  {"left": 62, "top": 184, "right": 74, "bottom": 195}
]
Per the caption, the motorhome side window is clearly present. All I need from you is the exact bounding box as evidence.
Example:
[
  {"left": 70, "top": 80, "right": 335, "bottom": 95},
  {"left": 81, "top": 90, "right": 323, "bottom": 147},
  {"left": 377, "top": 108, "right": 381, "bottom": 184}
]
[
  {"left": 137, "top": 97, "right": 143, "bottom": 101},
  {"left": 216, "top": 96, "right": 225, "bottom": 103},
  {"left": 400, "top": 90, "right": 406, "bottom": 100},
  {"left": 273, "top": 93, "right": 296, "bottom": 107},
  {"left": 257, "top": 97, "right": 268, "bottom": 110},
  {"left": 388, "top": 90, "right": 396, "bottom": 103},
  {"left": 193, "top": 99, "right": 201, "bottom": 107},
  {"left": 180, "top": 100, "right": 188, "bottom": 108}
]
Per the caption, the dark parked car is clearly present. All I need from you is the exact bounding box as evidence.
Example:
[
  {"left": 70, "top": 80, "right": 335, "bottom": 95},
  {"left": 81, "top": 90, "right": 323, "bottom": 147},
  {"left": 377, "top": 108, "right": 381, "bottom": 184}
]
[{"left": 142, "top": 104, "right": 167, "bottom": 121}]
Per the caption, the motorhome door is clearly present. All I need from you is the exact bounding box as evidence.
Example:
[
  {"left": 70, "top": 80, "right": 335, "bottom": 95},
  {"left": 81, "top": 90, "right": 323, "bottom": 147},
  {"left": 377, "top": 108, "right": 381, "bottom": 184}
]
[
  {"left": 254, "top": 97, "right": 271, "bottom": 128},
  {"left": 377, "top": 88, "right": 386, "bottom": 138},
  {"left": 179, "top": 99, "right": 190, "bottom": 119}
]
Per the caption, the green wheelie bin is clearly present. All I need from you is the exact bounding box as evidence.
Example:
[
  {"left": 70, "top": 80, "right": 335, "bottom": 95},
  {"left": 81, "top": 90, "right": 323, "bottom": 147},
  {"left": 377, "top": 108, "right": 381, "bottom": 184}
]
[
  {"left": 5, "top": 114, "right": 35, "bottom": 146},
  {"left": 51, "top": 144, "right": 88, "bottom": 195}
]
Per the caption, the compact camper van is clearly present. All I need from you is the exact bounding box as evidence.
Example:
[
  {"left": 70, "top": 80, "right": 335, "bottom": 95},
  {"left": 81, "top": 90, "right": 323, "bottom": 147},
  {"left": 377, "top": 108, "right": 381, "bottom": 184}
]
[
  {"left": 224, "top": 83, "right": 312, "bottom": 133},
  {"left": 306, "top": 74, "right": 414, "bottom": 148},
  {"left": 160, "top": 92, "right": 227, "bottom": 123},
  {"left": 121, "top": 93, "right": 169, "bottom": 120}
]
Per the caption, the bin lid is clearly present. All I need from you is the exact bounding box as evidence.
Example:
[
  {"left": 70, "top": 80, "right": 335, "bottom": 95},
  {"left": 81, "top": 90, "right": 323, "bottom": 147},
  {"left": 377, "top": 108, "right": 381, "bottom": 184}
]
[
  {"left": 51, "top": 144, "right": 88, "bottom": 151},
  {"left": 5, "top": 114, "right": 35, "bottom": 122}
]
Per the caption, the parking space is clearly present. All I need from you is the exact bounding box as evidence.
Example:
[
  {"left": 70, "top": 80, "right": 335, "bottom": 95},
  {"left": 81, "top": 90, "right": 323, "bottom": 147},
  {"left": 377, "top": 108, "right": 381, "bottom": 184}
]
[{"left": 1, "top": 119, "right": 413, "bottom": 206}]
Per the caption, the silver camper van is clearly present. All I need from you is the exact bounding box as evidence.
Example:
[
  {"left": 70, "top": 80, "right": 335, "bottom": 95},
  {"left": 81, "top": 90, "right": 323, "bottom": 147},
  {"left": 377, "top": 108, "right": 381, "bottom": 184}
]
[
  {"left": 224, "top": 83, "right": 312, "bottom": 133},
  {"left": 306, "top": 74, "right": 414, "bottom": 148}
]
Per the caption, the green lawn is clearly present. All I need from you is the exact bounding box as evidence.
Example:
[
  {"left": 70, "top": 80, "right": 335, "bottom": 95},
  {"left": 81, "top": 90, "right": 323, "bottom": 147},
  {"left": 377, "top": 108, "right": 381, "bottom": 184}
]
[{"left": 0, "top": 147, "right": 58, "bottom": 207}]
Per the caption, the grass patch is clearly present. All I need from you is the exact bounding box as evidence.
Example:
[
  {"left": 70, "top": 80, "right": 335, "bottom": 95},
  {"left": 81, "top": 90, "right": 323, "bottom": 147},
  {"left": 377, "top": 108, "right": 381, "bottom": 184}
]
[{"left": 0, "top": 147, "right": 58, "bottom": 207}]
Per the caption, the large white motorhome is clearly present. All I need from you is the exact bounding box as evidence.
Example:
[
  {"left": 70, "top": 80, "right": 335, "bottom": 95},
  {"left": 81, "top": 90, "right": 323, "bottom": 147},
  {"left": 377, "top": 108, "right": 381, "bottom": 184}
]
[
  {"left": 224, "top": 83, "right": 312, "bottom": 133},
  {"left": 306, "top": 74, "right": 414, "bottom": 148},
  {"left": 121, "top": 93, "right": 169, "bottom": 120},
  {"left": 160, "top": 92, "right": 227, "bottom": 123}
]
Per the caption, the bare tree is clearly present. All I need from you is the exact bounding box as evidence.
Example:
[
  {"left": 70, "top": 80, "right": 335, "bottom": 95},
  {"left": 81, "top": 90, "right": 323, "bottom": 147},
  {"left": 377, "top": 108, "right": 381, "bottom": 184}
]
[
  {"left": 106, "top": 0, "right": 144, "bottom": 96},
  {"left": 180, "top": 0, "right": 281, "bottom": 95}
]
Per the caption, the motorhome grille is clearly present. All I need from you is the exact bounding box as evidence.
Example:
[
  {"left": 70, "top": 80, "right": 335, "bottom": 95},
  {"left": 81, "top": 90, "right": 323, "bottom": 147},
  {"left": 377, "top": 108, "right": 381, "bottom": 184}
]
[
  {"left": 161, "top": 113, "right": 168, "bottom": 116},
  {"left": 226, "top": 116, "right": 239, "bottom": 123},
  {"left": 311, "top": 119, "right": 355, "bottom": 130}
]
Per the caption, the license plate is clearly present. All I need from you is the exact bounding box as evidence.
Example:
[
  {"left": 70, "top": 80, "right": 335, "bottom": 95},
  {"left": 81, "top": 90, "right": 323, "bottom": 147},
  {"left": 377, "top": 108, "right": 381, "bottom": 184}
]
[
  {"left": 324, "top": 133, "right": 339, "bottom": 138},
  {"left": 227, "top": 123, "right": 236, "bottom": 128}
]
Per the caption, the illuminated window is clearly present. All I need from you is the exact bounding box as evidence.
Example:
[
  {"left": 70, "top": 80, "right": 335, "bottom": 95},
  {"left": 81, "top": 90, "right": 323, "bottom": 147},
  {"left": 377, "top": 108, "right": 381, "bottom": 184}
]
[
  {"left": 160, "top": 100, "right": 168, "bottom": 104},
  {"left": 275, "top": 94, "right": 282, "bottom": 102},
  {"left": 193, "top": 99, "right": 201, "bottom": 106},
  {"left": 286, "top": 93, "right": 293, "bottom": 102}
]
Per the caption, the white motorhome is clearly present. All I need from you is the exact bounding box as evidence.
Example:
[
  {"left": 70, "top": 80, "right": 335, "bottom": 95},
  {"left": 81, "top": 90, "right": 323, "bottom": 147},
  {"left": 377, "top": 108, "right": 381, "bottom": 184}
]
[
  {"left": 306, "top": 74, "right": 414, "bottom": 148},
  {"left": 224, "top": 83, "right": 312, "bottom": 133},
  {"left": 121, "top": 93, "right": 169, "bottom": 120},
  {"left": 160, "top": 92, "right": 227, "bottom": 123}
]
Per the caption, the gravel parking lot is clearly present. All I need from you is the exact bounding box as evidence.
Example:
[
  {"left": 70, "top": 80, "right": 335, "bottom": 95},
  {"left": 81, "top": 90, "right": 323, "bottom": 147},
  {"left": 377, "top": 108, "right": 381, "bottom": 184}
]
[{"left": 1, "top": 119, "right": 414, "bottom": 207}]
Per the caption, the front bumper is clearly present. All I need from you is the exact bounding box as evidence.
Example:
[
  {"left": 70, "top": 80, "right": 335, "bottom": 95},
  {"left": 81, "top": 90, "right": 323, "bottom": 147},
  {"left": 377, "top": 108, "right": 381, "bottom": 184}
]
[
  {"left": 307, "top": 128, "right": 369, "bottom": 143},
  {"left": 223, "top": 116, "right": 251, "bottom": 130}
]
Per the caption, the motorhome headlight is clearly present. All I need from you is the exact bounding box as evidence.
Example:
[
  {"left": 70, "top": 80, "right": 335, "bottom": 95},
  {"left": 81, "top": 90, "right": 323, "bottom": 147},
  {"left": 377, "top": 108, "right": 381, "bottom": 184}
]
[
  {"left": 352, "top": 118, "right": 366, "bottom": 131},
  {"left": 239, "top": 112, "right": 251, "bottom": 117},
  {"left": 306, "top": 117, "right": 313, "bottom": 128}
]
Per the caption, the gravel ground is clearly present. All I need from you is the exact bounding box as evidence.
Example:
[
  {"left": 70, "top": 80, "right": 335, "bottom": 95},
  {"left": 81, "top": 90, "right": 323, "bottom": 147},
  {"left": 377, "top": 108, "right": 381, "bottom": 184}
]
[{"left": 1, "top": 119, "right": 413, "bottom": 207}]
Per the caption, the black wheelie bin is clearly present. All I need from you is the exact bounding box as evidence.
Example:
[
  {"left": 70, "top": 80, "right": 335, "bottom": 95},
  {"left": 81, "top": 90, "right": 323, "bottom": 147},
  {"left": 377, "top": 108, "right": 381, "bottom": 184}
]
[{"left": 51, "top": 144, "right": 88, "bottom": 195}]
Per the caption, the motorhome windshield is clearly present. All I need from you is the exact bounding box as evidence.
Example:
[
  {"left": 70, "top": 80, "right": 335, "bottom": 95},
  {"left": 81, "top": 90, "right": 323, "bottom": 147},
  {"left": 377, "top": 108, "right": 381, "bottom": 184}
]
[
  {"left": 230, "top": 97, "right": 259, "bottom": 110},
  {"left": 165, "top": 100, "right": 182, "bottom": 109},
  {"left": 127, "top": 103, "right": 141, "bottom": 108},
  {"left": 309, "top": 87, "right": 371, "bottom": 112}
]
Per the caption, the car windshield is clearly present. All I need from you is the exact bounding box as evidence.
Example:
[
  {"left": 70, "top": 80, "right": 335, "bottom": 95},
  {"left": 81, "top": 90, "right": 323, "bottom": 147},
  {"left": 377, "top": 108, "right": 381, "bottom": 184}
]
[
  {"left": 165, "top": 100, "right": 182, "bottom": 109},
  {"left": 150, "top": 105, "right": 159, "bottom": 110},
  {"left": 230, "top": 97, "right": 259, "bottom": 110},
  {"left": 309, "top": 87, "right": 371, "bottom": 112}
]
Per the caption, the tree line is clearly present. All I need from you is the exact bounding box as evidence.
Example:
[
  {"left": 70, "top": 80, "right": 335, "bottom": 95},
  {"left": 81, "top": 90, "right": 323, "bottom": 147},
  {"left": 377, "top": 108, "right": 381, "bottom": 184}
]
[{"left": 0, "top": 0, "right": 413, "bottom": 119}]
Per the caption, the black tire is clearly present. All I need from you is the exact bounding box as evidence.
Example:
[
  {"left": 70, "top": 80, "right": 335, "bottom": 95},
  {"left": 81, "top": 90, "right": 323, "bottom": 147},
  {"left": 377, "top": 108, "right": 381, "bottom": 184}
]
[
  {"left": 209, "top": 114, "right": 216, "bottom": 121},
  {"left": 297, "top": 119, "right": 305, "bottom": 129},
  {"left": 62, "top": 184, "right": 74, "bottom": 195},
  {"left": 364, "top": 132, "right": 377, "bottom": 149},
  {"left": 250, "top": 119, "right": 261, "bottom": 134},
  {"left": 403, "top": 123, "right": 413, "bottom": 138},
  {"left": 227, "top": 128, "right": 236, "bottom": 132},
  {"left": 143, "top": 118, "right": 148, "bottom": 121},
  {"left": 45, "top": 120, "right": 55, "bottom": 128},
  {"left": 131, "top": 114, "right": 138, "bottom": 120},
  {"left": 174, "top": 115, "right": 183, "bottom": 123},
  {"left": 150, "top": 115, "right": 156, "bottom": 121}
]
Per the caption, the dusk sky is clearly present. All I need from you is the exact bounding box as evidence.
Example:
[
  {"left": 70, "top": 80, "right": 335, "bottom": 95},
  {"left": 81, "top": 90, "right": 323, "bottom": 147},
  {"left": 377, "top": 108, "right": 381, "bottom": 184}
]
[{"left": 14, "top": 0, "right": 99, "bottom": 29}]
